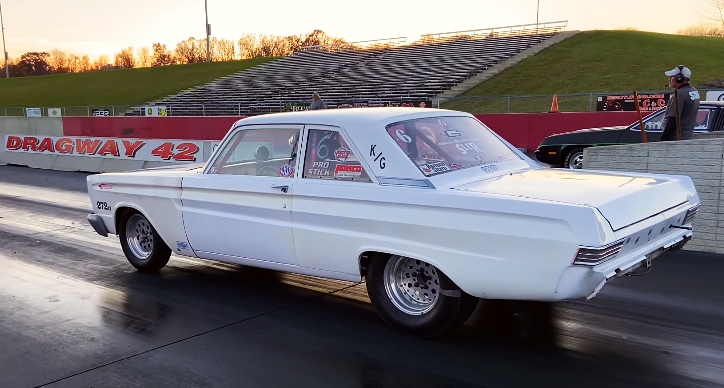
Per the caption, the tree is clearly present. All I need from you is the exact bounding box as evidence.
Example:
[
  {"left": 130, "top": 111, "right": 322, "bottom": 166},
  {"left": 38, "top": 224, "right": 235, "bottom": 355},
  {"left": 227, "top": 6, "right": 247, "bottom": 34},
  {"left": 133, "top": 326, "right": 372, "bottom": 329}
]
[
  {"left": 678, "top": 23, "right": 724, "bottom": 37},
  {"left": 702, "top": 0, "right": 724, "bottom": 29},
  {"left": 214, "top": 38, "right": 236, "bottom": 61},
  {"left": 151, "top": 43, "right": 175, "bottom": 66},
  {"left": 16, "top": 52, "right": 51, "bottom": 76},
  {"left": 237, "top": 34, "right": 258, "bottom": 59},
  {"left": 114, "top": 46, "right": 135, "bottom": 68},
  {"left": 49, "top": 49, "right": 69, "bottom": 73},
  {"left": 80, "top": 55, "right": 91, "bottom": 71},
  {"left": 175, "top": 37, "right": 205, "bottom": 64},
  {"left": 93, "top": 54, "right": 110, "bottom": 70},
  {"left": 137, "top": 47, "right": 152, "bottom": 67},
  {"left": 66, "top": 55, "right": 82, "bottom": 73}
]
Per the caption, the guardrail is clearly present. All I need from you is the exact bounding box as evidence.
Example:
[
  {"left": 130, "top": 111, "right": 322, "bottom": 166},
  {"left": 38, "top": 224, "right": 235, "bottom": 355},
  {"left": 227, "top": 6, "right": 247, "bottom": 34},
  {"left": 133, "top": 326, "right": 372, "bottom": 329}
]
[
  {"left": 419, "top": 20, "right": 569, "bottom": 43},
  {"left": 2, "top": 89, "right": 719, "bottom": 117}
]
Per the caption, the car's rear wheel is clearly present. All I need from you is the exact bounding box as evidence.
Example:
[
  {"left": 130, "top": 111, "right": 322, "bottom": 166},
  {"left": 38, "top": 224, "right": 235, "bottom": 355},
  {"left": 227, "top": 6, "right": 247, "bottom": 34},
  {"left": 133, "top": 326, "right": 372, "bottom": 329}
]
[
  {"left": 366, "top": 255, "right": 478, "bottom": 338},
  {"left": 118, "top": 211, "right": 171, "bottom": 272},
  {"left": 564, "top": 147, "right": 585, "bottom": 169}
]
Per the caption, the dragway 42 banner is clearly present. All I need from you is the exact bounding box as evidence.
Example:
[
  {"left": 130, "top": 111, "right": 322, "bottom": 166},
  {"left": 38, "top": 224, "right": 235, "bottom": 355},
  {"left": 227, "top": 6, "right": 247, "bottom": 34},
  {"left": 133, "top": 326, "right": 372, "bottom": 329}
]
[{"left": 4, "top": 135, "right": 205, "bottom": 163}]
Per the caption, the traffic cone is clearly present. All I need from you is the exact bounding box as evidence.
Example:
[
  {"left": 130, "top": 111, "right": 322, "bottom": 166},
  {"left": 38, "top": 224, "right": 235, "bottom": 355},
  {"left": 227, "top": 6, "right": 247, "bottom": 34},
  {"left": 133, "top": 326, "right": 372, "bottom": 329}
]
[{"left": 550, "top": 94, "right": 559, "bottom": 113}]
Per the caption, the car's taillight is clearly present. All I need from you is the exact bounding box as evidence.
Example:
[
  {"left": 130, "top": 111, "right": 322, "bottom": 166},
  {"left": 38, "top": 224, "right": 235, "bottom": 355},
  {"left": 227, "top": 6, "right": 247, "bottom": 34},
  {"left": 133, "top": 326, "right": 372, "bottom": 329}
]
[
  {"left": 684, "top": 204, "right": 700, "bottom": 225},
  {"left": 573, "top": 239, "right": 625, "bottom": 266}
]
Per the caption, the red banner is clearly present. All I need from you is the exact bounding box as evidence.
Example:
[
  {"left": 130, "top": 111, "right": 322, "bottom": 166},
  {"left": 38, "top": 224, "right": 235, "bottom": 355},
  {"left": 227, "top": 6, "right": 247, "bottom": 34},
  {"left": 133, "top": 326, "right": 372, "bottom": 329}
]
[{"left": 4, "top": 135, "right": 206, "bottom": 163}]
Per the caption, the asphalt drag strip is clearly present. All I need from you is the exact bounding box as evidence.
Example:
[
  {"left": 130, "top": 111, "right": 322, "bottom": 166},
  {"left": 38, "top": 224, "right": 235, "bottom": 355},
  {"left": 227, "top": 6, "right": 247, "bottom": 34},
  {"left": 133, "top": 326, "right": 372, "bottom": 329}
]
[{"left": 0, "top": 165, "right": 722, "bottom": 388}]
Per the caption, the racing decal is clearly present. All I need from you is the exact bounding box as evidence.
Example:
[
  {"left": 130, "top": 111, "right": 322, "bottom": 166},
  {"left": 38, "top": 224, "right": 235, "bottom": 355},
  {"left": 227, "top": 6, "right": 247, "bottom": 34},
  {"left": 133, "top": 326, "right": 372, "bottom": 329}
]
[
  {"left": 96, "top": 201, "right": 111, "bottom": 211},
  {"left": 454, "top": 142, "right": 483, "bottom": 155},
  {"left": 334, "top": 147, "right": 351, "bottom": 163},
  {"left": 98, "top": 183, "right": 113, "bottom": 190},
  {"left": 442, "top": 129, "right": 462, "bottom": 138},
  {"left": 176, "top": 241, "right": 190, "bottom": 251},
  {"left": 369, "top": 144, "right": 386, "bottom": 169},
  {"left": 307, "top": 161, "right": 331, "bottom": 177},
  {"left": 436, "top": 119, "right": 447, "bottom": 127},
  {"left": 481, "top": 164, "right": 501, "bottom": 174},
  {"left": 4, "top": 135, "right": 204, "bottom": 163},
  {"left": 425, "top": 161, "right": 451, "bottom": 173},
  {"left": 395, "top": 129, "right": 412, "bottom": 143},
  {"left": 334, "top": 164, "right": 363, "bottom": 178},
  {"left": 450, "top": 163, "right": 463, "bottom": 169},
  {"left": 279, "top": 164, "right": 295, "bottom": 177}
]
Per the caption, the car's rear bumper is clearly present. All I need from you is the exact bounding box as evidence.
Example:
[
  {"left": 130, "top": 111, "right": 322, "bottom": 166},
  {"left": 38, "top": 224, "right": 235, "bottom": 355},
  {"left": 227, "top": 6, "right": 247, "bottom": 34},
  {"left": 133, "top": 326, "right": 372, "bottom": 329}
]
[
  {"left": 87, "top": 213, "right": 108, "bottom": 237},
  {"left": 553, "top": 227, "right": 692, "bottom": 301}
]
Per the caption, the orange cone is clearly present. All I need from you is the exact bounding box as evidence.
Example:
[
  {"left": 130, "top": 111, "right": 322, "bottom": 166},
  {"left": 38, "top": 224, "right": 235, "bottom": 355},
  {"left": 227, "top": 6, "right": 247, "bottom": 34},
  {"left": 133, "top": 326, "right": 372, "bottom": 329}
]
[{"left": 550, "top": 94, "right": 559, "bottom": 113}]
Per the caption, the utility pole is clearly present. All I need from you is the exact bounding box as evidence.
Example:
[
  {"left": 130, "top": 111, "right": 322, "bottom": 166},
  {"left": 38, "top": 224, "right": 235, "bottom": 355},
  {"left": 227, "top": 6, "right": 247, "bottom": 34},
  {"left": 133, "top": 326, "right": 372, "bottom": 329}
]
[
  {"left": 205, "top": 0, "right": 210, "bottom": 62},
  {"left": 0, "top": 1, "right": 9, "bottom": 78},
  {"left": 536, "top": 0, "right": 540, "bottom": 32}
]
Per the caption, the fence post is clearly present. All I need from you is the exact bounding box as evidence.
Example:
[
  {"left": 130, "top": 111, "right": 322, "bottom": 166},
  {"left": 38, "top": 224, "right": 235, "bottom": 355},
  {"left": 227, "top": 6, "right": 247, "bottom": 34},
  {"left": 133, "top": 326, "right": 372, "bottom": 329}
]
[
  {"left": 507, "top": 95, "right": 511, "bottom": 113},
  {"left": 589, "top": 93, "right": 593, "bottom": 112}
]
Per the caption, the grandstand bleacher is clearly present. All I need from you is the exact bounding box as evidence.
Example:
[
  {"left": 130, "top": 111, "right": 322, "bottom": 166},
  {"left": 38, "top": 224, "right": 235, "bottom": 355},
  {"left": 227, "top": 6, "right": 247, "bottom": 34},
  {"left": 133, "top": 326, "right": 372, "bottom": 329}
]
[{"left": 129, "top": 21, "right": 568, "bottom": 116}]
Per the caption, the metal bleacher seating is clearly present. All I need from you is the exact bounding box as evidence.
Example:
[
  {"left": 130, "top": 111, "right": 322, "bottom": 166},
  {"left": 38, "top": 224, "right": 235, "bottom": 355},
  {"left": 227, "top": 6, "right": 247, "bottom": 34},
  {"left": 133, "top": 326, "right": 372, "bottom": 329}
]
[{"left": 127, "top": 21, "right": 568, "bottom": 116}]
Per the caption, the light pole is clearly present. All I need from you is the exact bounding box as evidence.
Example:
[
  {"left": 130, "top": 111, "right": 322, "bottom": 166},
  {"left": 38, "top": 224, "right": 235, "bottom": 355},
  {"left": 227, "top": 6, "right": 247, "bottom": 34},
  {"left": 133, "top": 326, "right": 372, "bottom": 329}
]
[
  {"left": 205, "top": 0, "right": 210, "bottom": 62},
  {"left": 0, "top": 1, "right": 9, "bottom": 78},
  {"left": 536, "top": 0, "right": 540, "bottom": 31}
]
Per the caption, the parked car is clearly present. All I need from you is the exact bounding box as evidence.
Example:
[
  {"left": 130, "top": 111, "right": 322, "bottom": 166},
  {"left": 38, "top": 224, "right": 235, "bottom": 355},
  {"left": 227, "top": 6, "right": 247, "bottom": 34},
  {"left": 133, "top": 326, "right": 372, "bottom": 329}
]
[
  {"left": 86, "top": 107, "right": 700, "bottom": 338},
  {"left": 535, "top": 101, "right": 724, "bottom": 169}
]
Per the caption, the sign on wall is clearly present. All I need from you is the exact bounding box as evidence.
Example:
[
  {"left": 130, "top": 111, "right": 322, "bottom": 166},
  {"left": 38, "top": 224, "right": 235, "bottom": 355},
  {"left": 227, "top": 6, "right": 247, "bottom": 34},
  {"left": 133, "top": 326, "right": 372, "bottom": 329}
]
[
  {"left": 144, "top": 106, "right": 168, "bottom": 117},
  {"left": 25, "top": 108, "right": 42, "bottom": 117},
  {"left": 706, "top": 91, "right": 724, "bottom": 101},
  {"left": 4, "top": 135, "right": 204, "bottom": 163},
  {"left": 48, "top": 108, "right": 62, "bottom": 117},
  {"left": 91, "top": 108, "right": 111, "bottom": 117},
  {"left": 596, "top": 93, "right": 669, "bottom": 112}
]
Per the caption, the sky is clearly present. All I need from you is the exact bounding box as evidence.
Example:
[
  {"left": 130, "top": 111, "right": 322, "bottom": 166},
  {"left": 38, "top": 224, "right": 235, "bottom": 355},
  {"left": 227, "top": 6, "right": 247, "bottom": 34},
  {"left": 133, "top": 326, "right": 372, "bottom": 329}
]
[{"left": 0, "top": 0, "right": 713, "bottom": 59}]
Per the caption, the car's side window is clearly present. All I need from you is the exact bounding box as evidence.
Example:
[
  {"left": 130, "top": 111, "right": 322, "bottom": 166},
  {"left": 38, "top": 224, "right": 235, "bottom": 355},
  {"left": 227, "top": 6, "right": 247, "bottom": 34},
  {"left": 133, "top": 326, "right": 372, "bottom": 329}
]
[
  {"left": 695, "top": 109, "right": 713, "bottom": 131},
  {"left": 302, "top": 129, "right": 373, "bottom": 182},
  {"left": 636, "top": 108, "right": 713, "bottom": 132},
  {"left": 207, "top": 127, "right": 300, "bottom": 177}
]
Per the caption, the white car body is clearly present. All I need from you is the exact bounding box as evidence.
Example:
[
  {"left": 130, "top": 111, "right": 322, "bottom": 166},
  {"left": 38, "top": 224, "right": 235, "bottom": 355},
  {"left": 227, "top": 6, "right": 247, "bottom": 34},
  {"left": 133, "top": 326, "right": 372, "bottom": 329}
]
[{"left": 86, "top": 108, "right": 699, "bottom": 329}]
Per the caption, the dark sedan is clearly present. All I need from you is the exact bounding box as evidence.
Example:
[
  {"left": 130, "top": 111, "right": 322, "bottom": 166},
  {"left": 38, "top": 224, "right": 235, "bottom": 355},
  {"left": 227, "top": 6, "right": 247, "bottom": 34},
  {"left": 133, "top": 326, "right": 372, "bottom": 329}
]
[{"left": 535, "top": 101, "right": 724, "bottom": 169}]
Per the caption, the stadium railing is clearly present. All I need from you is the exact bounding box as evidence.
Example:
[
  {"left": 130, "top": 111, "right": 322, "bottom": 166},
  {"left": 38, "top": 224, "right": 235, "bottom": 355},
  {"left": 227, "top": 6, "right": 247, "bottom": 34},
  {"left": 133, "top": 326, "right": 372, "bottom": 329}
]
[{"left": 1, "top": 89, "right": 718, "bottom": 117}]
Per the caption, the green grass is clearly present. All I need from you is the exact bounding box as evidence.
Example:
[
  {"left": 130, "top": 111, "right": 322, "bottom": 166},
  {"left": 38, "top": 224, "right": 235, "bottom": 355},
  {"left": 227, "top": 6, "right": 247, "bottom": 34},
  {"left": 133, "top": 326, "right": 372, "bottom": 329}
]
[
  {"left": 0, "top": 57, "right": 277, "bottom": 107},
  {"left": 443, "top": 30, "right": 724, "bottom": 111}
]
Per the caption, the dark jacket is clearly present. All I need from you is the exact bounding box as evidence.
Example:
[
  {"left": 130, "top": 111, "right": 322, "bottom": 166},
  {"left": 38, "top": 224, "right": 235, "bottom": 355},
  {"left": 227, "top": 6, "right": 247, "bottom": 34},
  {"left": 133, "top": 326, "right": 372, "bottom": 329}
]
[{"left": 661, "top": 83, "right": 701, "bottom": 141}]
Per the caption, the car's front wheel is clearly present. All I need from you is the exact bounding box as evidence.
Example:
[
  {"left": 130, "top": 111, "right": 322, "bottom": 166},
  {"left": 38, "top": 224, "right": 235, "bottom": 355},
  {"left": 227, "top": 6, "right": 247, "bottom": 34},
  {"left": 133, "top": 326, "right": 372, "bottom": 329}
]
[
  {"left": 366, "top": 255, "right": 478, "bottom": 338},
  {"left": 564, "top": 147, "right": 585, "bottom": 169},
  {"left": 118, "top": 211, "right": 171, "bottom": 272}
]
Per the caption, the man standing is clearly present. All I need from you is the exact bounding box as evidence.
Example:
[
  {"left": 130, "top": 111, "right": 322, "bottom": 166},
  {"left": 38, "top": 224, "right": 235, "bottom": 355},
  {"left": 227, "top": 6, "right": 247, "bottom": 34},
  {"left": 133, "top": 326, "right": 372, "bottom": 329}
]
[
  {"left": 661, "top": 65, "right": 700, "bottom": 141},
  {"left": 310, "top": 92, "right": 327, "bottom": 110}
]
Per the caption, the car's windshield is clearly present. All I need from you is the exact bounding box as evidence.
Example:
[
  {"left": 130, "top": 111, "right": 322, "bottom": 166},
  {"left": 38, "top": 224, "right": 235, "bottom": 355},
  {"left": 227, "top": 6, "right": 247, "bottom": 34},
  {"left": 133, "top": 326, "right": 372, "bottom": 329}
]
[{"left": 385, "top": 116, "right": 521, "bottom": 177}]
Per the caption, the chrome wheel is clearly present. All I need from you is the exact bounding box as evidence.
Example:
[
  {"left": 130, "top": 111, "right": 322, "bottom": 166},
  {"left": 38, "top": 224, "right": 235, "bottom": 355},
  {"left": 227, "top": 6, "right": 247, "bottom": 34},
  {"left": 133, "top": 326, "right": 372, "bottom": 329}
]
[
  {"left": 383, "top": 255, "right": 441, "bottom": 315},
  {"left": 125, "top": 214, "right": 154, "bottom": 261},
  {"left": 568, "top": 151, "right": 584, "bottom": 169}
]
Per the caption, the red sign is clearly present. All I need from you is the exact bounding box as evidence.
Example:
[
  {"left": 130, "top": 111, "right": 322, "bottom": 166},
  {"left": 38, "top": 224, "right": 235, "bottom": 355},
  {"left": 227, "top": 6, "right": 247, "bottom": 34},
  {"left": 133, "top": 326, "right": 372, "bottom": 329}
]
[
  {"left": 4, "top": 135, "right": 204, "bottom": 162},
  {"left": 334, "top": 164, "right": 362, "bottom": 178}
]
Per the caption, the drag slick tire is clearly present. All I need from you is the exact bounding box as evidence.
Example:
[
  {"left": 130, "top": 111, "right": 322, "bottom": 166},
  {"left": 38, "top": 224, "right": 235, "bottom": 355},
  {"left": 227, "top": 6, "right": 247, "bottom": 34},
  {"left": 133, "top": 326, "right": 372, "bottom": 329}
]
[
  {"left": 118, "top": 210, "right": 171, "bottom": 273},
  {"left": 366, "top": 254, "right": 478, "bottom": 338}
]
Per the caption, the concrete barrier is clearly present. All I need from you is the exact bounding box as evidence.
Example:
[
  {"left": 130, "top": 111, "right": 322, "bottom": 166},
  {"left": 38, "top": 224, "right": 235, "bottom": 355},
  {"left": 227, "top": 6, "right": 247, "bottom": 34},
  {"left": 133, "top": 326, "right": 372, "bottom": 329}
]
[{"left": 584, "top": 137, "right": 723, "bottom": 254}]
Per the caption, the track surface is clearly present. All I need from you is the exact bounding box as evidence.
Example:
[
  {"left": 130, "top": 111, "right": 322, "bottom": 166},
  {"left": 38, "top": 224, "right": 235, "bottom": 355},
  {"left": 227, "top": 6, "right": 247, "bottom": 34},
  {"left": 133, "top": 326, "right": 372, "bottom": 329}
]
[{"left": 0, "top": 165, "right": 723, "bottom": 388}]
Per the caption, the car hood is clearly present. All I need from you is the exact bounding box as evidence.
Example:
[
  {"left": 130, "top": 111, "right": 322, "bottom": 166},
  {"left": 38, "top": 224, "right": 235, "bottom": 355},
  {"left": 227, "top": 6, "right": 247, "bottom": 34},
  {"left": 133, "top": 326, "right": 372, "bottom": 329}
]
[
  {"left": 451, "top": 168, "right": 695, "bottom": 231},
  {"left": 539, "top": 126, "right": 628, "bottom": 145}
]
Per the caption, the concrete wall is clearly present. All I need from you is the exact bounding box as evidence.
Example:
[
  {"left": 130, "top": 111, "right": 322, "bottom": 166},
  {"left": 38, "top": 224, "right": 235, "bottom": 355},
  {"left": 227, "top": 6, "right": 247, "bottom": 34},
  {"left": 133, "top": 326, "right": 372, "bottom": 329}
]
[{"left": 583, "top": 136, "right": 723, "bottom": 254}]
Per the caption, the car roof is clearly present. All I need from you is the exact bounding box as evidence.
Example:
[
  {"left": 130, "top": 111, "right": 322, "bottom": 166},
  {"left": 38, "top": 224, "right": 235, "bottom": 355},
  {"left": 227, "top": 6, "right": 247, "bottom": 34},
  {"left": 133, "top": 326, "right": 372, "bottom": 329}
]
[
  {"left": 703, "top": 100, "right": 724, "bottom": 107},
  {"left": 232, "top": 107, "right": 473, "bottom": 129}
]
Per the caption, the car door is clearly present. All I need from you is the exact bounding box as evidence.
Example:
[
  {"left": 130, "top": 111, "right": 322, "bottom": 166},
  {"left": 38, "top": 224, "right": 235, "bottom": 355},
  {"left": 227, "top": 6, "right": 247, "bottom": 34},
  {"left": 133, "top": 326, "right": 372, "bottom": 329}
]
[
  {"left": 290, "top": 125, "right": 378, "bottom": 275},
  {"left": 181, "top": 124, "right": 303, "bottom": 266}
]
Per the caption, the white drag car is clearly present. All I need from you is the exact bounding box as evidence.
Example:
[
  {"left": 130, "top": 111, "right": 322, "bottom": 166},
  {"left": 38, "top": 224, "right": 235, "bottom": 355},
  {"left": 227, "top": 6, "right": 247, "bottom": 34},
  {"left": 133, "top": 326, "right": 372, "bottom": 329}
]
[{"left": 86, "top": 107, "right": 700, "bottom": 337}]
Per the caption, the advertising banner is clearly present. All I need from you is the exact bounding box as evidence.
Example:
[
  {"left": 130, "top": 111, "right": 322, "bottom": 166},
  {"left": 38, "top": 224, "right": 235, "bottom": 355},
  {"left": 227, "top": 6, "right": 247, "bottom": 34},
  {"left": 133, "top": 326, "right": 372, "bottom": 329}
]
[
  {"left": 4, "top": 135, "right": 205, "bottom": 163},
  {"left": 596, "top": 93, "right": 669, "bottom": 112}
]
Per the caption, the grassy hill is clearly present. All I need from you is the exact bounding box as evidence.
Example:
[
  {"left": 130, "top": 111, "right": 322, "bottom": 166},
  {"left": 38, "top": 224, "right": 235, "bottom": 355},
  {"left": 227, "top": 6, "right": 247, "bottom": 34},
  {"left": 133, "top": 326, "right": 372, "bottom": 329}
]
[
  {"left": 443, "top": 30, "right": 724, "bottom": 112},
  {"left": 0, "top": 57, "right": 276, "bottom": 108}
]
